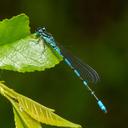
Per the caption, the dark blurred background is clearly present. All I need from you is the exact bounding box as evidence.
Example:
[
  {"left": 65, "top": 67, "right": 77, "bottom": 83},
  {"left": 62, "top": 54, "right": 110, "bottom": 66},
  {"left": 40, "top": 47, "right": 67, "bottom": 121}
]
[{"left": 0, "top": 0, "right": 128, "bottom": 128}]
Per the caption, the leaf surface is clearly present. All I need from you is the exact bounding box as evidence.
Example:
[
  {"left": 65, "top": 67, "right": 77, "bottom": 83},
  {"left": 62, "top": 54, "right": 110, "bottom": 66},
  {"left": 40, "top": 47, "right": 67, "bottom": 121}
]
[
  {"left": 0, "top": 14, "right": 62, "bottom": 72},
  {"left": 0, "top": 82, "right": 82, "bottom": 128},
  {"left": 13, "top": 102, "right": 42, "bottom": 128}
]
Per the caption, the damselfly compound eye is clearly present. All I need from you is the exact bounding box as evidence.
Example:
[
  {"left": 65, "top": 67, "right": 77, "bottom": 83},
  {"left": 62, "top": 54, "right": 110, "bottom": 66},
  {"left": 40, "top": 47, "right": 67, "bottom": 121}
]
[{"left": 42, "top": 27, "right": 46, "bottom": 31}]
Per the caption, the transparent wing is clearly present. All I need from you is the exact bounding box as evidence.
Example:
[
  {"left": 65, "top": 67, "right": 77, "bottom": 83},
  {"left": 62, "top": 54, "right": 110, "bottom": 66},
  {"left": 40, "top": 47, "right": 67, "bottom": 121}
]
[{"left": 59, "top": 45, "right": 100, "bottom": 84}]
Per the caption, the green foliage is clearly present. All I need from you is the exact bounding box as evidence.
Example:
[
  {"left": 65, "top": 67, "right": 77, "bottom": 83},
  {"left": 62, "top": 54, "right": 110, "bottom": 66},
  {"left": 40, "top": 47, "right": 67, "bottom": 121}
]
[
  {"left": 0, "top": 14, "right": 62, "bottom": 72},
  {"left": 0, "top": 14, "right": 30, "bottom": 46},
  {"left": 0, "top": 81, "right": 81, "bottom": 128},
  {"left": 13, "top": 105, "right": 42, "bottom": 128},
  {"left": 0, "top": 14, "right": 81, "bottom": 127}
]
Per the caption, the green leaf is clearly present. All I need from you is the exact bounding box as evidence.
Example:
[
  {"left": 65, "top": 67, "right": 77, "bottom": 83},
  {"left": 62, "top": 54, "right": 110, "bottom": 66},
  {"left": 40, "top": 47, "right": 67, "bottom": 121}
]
[
  {"left": 0, "top": 13, "right": 30, "bottom": 45},
  {"left": 0, "top": 82, "right": 82, "bottom": 128},
  {"left": 0, "top": 14, "right": 62, "bottom": 72},
  {"left": 17, "top": 95, "right": 81, "bottom": 128},
  {"left": 13, "top": 107, "right": 26, "bottom": 128},
  {"left": 0, "top": 35, "right": 62, "bottom": 72},
  {"left": 13, "top": 102, "right": 42, "bottom": 128}
]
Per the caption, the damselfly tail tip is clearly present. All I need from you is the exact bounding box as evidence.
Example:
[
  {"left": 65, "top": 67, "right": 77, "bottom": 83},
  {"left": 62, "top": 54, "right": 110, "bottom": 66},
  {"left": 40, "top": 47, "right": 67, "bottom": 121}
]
[{"left": 97, "top": 100, "right": 107, "bottom": 114}]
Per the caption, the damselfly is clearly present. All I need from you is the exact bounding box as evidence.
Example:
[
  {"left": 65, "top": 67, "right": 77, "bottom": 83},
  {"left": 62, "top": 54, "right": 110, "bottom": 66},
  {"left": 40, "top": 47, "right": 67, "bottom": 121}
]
[{"left": 36, "top": 27, "right": 107, "bottom": 113}]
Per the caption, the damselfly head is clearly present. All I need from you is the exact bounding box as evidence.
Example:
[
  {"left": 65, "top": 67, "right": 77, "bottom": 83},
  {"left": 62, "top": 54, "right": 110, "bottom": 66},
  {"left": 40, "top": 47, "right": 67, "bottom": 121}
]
[
  {"left": 36, "top": 27, "right": 46, "bottom": 33},
  {"left": 36, "top": 27, "right": 52, "bottom": 38}
]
